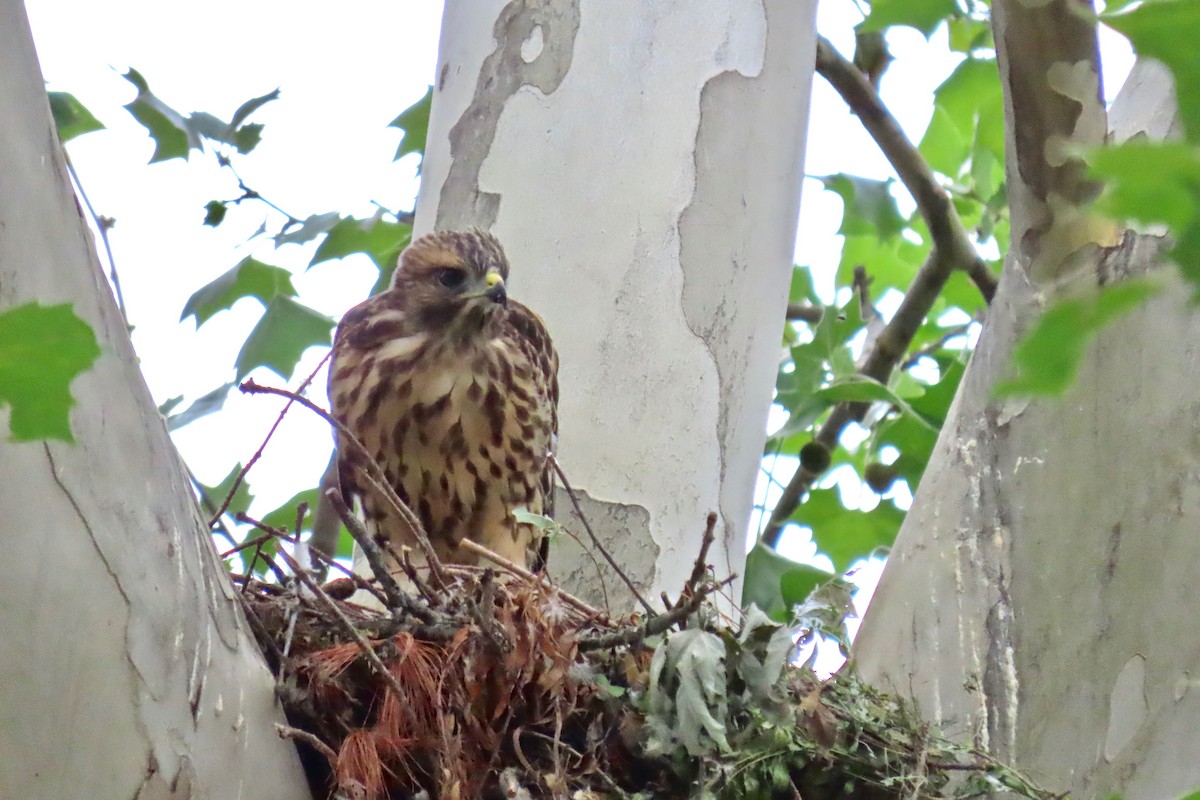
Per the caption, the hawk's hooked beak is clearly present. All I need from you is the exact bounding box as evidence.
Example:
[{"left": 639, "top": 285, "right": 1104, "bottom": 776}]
[{"left": 483, "top": 270, "right": 507, "bottom": 306}]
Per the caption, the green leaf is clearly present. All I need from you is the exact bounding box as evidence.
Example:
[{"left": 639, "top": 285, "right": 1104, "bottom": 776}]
[
  {"left": 909, "top": 358, "right": 965, "bottom": 426},
  {"left": 876, "top": 412, "right": 939, "bottom": 488},
  {"left": 0, "top": 302, "right": 100, "bottom": 442},
  {"left": 513, "top": 508, "right": 559, "bottom": 532},
  {"left": 1088, "top": 141, "right": 1200, "bottom": 286},
  {"left": 792, "top": 489, "right": 904, "bottom": 573},
  {"left": 203, "top": 200, "right": 228, "bottom": 227},
  {"left": 744, "top": 543, "right": 832, "bottom": 620},
  {"left": 837, "top": 234, "right": 928, "bottom": 294},
  {"left": 158, "top": 395, "right": 184, "bottom": 416},
  {"left": 779, "top": 565, "right": 836, "bottom": 609},
  {"left": 229, "top": 88, "right": 280, "bottom": 129},
  {"left": 165, "top": 383, "right": 235, "bottom": 431},
  {"left": 819, "top": 174, "right": 906, "bottom": 240},
  {"left": 594, "top": 674, "right": 627, "bottom": 698},
  {"left": 919, "top": 106, "right": 970, "bottom": 177},
  {"left": 199, "top": 463, "right": 254, "bottom": 519},
  {"left": 995, "top": 279, "right": 1162, "bottom": 397},
  {"left": 920, "top": 57, "right": 1004, "bottom": 179},
  {"left": 233, "top": 123, "right": 264, "bottom": 155},
  {"left": 1105, "top": 1, "right": 1200, "bottom": 142},
  {"left": 274, "top": 212, "right": 342, "bottom": 246},
  {"left": 814, "top": 376, "right": 939, "bottom": 432},
  {"left": 860, "top": 0, "right": 957, "bottom": 37},
  {"left": 235, "top": 296, "right": 334, "bottom": 380},
  {"left": 1090, "top": 142, "right": 1200, "bottom": 230},
  {"left": 390, "top": 86, "right": 432, "bottom": 167},
  {"left": 261, "top": 488, "right": 321, "bottom": 533},
  {"left": 310, "top": 214, "right": 413, "bottom": 271},
  {"left": 947, "top": 17, "right": 993, "bottom": 52},
  {"left": 181, "top": 257, "right": 298, "bottom": 326},
  {"left": 47, "top": 92, "right": 104, "bottom": 142},
  {"left": 122, "top": 68, "right": 194, "bottom": 162}
]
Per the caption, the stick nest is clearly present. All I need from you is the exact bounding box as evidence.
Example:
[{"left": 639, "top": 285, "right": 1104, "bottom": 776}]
[{"left": 235, "top": 514, "right": 1059, "bottom": 800}]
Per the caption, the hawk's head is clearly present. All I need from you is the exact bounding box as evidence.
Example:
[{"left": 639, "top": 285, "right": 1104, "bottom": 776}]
[{"left": 390, "top": 229, "right": 511, "bottom": 334}]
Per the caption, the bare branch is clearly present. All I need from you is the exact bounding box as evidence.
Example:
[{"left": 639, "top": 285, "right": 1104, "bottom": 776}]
[
  {"left": 275, "top": 723, "right": 338, "bottom": 767},
  {"left": 323, "top": 489, "right": 437, "bottom": 623},
  {"left": 210, "top": 355, "right": 330, "bottom": 525},
  {"left": 787, "top": 302, "right": 823, "bottom": 324},
  {"left": 238, "top": 378, "right": 448, "bottom": 584},
  {"left": 762, "top": 245, "right": 965, "bottom": 546}
]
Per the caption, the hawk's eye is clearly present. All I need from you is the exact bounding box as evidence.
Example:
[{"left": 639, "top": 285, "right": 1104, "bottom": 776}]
[{"left": 435, "top": 268, "right": 467, "bottom": 290}]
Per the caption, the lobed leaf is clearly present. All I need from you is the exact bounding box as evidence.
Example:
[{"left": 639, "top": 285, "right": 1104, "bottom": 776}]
[
  {"left": 792, "top": 489, "right": 904, "bottom": 573},
  {"left": 390, "top": 86, "right": 432, "bottom": 167},
  {"left": 122, "top": 68, "right": 194, "bottom": 162},
  {"left": 181, "top": 257, "right": 298, "bottom": 326},
  {"left": 310, "top": 214, "right": 412, "bottom": 271},
  {"left": 819, "top": 174, "right": 906, "bottom": 241},
  {"left": 199, "top": 462, "right": 254, "bottom": 519},
  {"left": 0, "top": 302, "right": 100, "bottom": 442},
  {"left": 47, "top": 91, "right": 105, "bottom": 142},
  {"left": 859, "top": 0, "right": 957, "bottom": 37},
  {"left": 234, "top": 296, "right": 334, "bottom": 380}
]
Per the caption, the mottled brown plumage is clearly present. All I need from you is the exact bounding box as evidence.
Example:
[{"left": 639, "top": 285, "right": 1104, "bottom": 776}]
[{"left": 328, "top": 230, "right": 558, "bottom": 570}]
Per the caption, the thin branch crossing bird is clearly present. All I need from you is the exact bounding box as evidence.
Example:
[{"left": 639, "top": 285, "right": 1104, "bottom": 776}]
[{"left": 328, "top": 229, "right": 559, "bottom": 573}]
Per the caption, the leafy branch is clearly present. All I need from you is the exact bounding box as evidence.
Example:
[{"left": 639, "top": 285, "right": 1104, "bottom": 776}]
[{"left": 761, "top": 38, "right": 998, "bottom": 546}]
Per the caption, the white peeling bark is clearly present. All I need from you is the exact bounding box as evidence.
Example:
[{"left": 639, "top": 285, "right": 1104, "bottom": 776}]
[
  {"left": 853, "top": 32, "right": 1199, "bottom": 800},
  {"left": 0, "top": 6, "right": 307, "bottom": 799},
  {"left": 416, "top": 0, "right": 816, "bottom": 607}
]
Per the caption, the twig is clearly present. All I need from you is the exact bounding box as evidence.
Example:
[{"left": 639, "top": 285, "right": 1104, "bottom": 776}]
[
  {"left": 275, "top": 548, "right": 411, "bottom": 702},
  {"left": 231, "top": 510, "right": 391, "bottom": 606},
  {"left": 786, "top": 303, "right": 823, "bottom": 324},
  {"left": 275, "top": 723, "right": 338, "bottom": 767},
  {"left": 218, "top": 154, "right": 303, "bottom": 228},
  {"left": 814, "top": 36, "right": 996, "bottom": 304},
  {"left": 356, "top": 470, "right": 450, "bottom": 586},
  {"left": 581, "top": 514, "right": 721, "bottom": 651},
  {"left": 578, "top": 576, "right": 734, "bottom": 652},
  {"left": 470, "top": 571, "right": 511, "bottom": 654},
  {"left": 689, "top": 512, "right": 718, "bottom": 587},
  {"left": 210, "top": 355, "right": 330, "bottom": 525},
  {"left": 762, "top": 242, "right": 967, "bottom": 546},
  {"left": 901, "top": 319, "right": 976, "bottom": 370},
  {"left": 456, "top": 539, "right": 605, "bottom": 621},
  {"left": 324, "top": 489, "right": 437, "bottom": 624},
  {"left": 551, "top": 458, "right": 655, "bottom": 616},
  {"left": 762, "top": 41, "right": 1004, "bottom": 546},
  {"left": 64, "top": 153, "right": 128, "bottom": 326},
  {"left": 238, "top": 378, "right": 449, "bottom": 584}
]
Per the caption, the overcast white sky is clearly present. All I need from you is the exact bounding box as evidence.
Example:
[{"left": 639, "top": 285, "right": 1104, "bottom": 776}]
[{"left": 23, "top": 1, "right": 1133, "bottom": 586}]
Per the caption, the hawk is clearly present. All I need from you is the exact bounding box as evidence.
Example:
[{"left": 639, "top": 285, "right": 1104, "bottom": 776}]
[{"left": 328, "top": 229, "right": 559, "bottom": 572}]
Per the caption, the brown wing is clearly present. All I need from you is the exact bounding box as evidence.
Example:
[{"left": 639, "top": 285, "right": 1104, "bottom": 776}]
[
  {"left": 327, "top": 291, "right": 410, "bottom": 512},
  {"left": 501, "top": 300, "right": 559, "bottom": 569}
]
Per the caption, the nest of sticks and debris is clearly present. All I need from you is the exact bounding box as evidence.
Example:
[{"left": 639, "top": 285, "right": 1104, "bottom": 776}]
[
  {"left": 231, "top": 500, "right": 1060, "bottom": 800},
  {"left": 223, "top": 380, "right": 1060, "bottom": 799}
]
